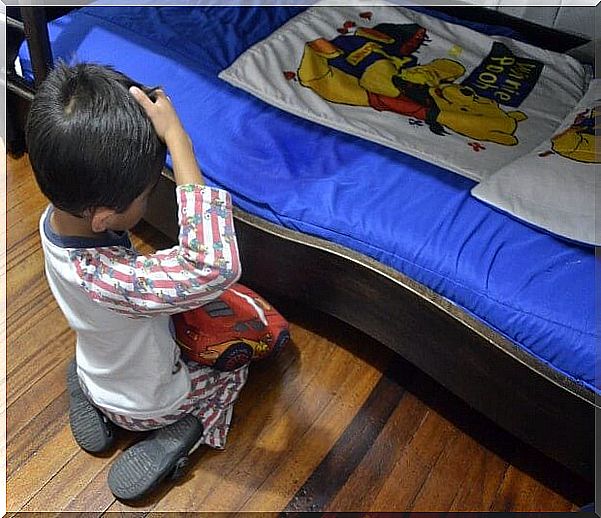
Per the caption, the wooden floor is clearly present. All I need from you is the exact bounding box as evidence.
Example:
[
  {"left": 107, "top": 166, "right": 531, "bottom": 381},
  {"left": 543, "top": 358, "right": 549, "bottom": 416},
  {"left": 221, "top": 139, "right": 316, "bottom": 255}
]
[{"left": 6, "top": 154, "right": 593, "bottom": 513}]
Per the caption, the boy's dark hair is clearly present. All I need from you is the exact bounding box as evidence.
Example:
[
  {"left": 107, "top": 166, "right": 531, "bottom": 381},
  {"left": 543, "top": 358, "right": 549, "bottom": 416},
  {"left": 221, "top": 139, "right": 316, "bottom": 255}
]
[{"left": 26, "top": 62, "right": 167, "bottom": 216}]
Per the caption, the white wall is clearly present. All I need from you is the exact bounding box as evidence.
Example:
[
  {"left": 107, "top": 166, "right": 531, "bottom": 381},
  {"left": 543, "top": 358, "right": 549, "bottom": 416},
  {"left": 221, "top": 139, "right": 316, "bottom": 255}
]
[{"left": 470, "top": 4, "right": 598, "bottom": 40}]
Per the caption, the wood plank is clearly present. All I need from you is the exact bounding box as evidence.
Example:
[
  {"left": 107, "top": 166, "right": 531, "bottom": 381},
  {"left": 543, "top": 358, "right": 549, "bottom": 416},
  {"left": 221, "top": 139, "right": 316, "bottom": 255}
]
[
  {"left": 6, "top": 247, "right": 48, "bottom": 321},
  {"left": 326, "top": 391, "right": 429, "bottom": 511},
  {"left": 61, "top": 461, "right": 116, "bottom": 514},
  {"left": 282, "top": 363, "right": 406, "bottom": 513},
  {"left": 7, "top": 391, "right": 70, "bottom": 479},
  {"left": 448, "top": 445, "right": 509, "bottom": 511},
  {"left": 368, "top": 410, "right": 459, "bottom": 511},
  {"left": 7, "top": 424, "right": 78, "bottom": 512},
  {"left": 7, "top": 353, "right": 72, "bottom": 440},
  {"left": 21, "top": 447, "right": 117, "bottom": 512},
  {"left": 411, "top": 431, "right": 488, "bottom": 511},
  {"left": 21, "top": 430, "right": 139, "bottom": 512},
  {"left": 491, "top": 465, "right": 577, "bottom": 512},
  {"left": 7, "top": 315, "right": 72, "bottom": 404}
]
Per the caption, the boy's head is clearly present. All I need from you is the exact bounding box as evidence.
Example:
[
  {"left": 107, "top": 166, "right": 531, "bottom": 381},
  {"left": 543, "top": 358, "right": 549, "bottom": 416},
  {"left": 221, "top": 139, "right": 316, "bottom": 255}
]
[{"left": 26, "top": 62, "right": 167, "bottom": 225}]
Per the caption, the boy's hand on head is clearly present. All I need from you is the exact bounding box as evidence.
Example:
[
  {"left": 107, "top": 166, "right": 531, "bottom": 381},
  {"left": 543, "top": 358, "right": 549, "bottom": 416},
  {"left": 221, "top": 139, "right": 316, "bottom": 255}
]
[
  {"left": 129, "top": 86, "right": 187, "bottom": 145},
  {"left": 130, "top": 85, "right": 203, "bottom": 186}
]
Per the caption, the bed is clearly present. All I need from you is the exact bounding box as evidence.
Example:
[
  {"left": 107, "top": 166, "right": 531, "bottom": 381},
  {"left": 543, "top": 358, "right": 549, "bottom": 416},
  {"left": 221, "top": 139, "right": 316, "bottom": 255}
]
[{"left": 9, "top": 5, "right": 597, "bottom": 481}]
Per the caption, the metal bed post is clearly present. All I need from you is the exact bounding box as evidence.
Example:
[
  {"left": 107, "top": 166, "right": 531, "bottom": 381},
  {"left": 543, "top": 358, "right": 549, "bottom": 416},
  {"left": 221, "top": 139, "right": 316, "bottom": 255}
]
[
  {"left": 20, "top": 7, "right": 53, "bottom": 87},
  {"left": 7, "top": 7, "right": 53, "bottom": 155}
]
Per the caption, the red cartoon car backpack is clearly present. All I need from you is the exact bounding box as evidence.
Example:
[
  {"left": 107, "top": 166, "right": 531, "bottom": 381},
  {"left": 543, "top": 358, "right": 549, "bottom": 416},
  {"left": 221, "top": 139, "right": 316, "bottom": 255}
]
[{"left": 172, "top": 283, "right": 290, "bottom": 371}]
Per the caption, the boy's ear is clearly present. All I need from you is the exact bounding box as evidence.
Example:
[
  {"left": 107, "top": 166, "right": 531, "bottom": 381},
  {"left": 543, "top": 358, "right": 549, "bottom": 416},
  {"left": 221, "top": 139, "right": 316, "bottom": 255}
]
[{"left": 91, "top": 207, "right": 117, "bottom": 233}]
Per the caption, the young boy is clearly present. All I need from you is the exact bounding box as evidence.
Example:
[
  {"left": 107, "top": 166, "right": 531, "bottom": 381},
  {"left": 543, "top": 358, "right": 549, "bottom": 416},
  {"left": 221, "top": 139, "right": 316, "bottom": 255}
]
[{"left": 26, "top": 63, "right": 261, "bottom": 500}]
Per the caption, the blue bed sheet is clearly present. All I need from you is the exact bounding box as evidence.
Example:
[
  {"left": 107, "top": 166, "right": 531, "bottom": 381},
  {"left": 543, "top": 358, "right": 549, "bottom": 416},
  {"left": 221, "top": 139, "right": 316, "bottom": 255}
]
[{"left": 19, "top": 6, "right": 598, "bottom": 394}]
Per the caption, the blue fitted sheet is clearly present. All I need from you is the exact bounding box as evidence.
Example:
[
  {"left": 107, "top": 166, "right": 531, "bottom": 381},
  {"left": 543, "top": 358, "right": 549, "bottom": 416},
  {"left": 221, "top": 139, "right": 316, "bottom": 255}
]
[{"left": 19, "top": 6, "right": 598, "bottom": 395}]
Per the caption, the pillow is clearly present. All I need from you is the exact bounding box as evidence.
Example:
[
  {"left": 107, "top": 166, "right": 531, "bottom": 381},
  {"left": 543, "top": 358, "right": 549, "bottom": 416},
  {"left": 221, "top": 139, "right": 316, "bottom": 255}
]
[
  {"left": 472, "top": 79, "right": 600, "bottom": 246},
  {"left": 219, "top": 3, "right": 591, "bottom": 182}
]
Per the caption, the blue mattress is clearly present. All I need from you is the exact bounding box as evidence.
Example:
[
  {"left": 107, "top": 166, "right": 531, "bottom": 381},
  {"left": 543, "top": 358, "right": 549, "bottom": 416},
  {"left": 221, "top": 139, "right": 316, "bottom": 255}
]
[{"left": 19, "top": 6, "right": 598, "bottom": 395}]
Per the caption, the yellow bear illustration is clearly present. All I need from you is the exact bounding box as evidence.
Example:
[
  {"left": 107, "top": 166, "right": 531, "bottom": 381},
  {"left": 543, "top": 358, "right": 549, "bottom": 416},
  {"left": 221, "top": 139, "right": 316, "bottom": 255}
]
[
  {"left": 549, "top": 108, "right": 599, "bottom": 163},
  {"left": 297, "top": 29, "right": 527, "bottom": 146},
  {"left": 429, "top": 83, "right": 527, "bottom": 146}
]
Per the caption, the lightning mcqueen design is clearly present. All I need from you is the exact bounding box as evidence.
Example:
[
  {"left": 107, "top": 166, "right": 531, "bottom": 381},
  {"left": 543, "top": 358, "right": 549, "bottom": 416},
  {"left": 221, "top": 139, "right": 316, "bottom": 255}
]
[{"left": 172, "top": 283, "right": 290, "bottom": 371}]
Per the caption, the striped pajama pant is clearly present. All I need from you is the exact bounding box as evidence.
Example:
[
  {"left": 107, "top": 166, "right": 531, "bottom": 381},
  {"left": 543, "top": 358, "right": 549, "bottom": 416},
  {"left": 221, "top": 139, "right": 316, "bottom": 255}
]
[{"left": 84, "top": 360, "right": 249, "bottom": 450}]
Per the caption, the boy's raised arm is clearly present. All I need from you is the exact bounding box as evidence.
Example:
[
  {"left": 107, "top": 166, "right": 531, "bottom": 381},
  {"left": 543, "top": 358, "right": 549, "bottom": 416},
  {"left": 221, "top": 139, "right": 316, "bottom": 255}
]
[{"left": 69, "top": 88, "right": 241, "bottom": 317}]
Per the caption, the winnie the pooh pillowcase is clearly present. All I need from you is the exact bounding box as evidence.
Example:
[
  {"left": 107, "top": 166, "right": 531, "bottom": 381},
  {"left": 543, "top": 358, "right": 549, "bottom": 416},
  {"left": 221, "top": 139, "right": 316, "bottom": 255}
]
[
  {"left": 472, "top": 79, "right": 599, "bottom": 246},
  {"left": 220, "top": 3, "right": 590, "bottom": 182}
]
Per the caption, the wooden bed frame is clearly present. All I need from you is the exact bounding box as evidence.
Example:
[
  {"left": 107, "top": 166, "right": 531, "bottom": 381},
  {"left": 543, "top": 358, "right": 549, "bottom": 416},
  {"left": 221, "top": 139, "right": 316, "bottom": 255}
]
[{"left": 7, "top": 5, "right": 597, "bottom": 482}]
